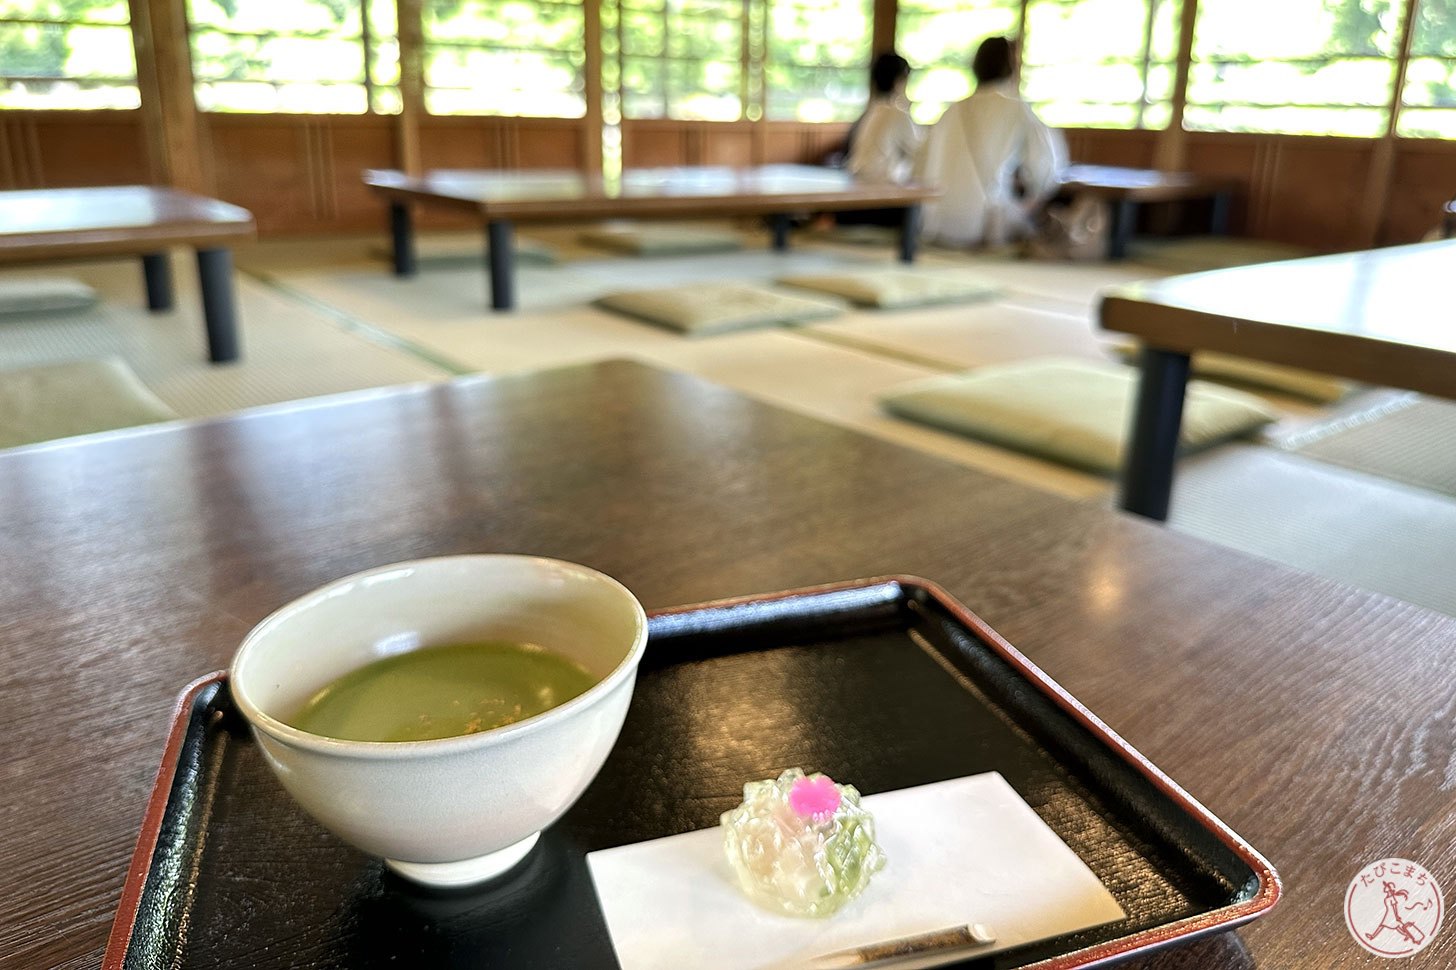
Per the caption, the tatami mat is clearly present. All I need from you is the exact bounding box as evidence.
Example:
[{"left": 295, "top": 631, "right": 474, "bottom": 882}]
[
  {"left": 1169, "top": 444, "right": 1456, "bottom": 617},
  {"left": 18, "top": 231, "right": 1448, "bottom": 617},
  {"left": 914, "top": 250, "right": 1166, "bottom": 314},
  {"left": 0, "top": 256, "right": 449, "bottom": 419},
  {"left": 803, "top": 300, "right": 1117, "bottom": 372},
  {"left": 1279, "top": 394, "right": 1456, "bottom": 499},
  {"left": 271, "top": 247, "right": 889, "bottom": 318},
  {"left": 1127, "top": 236, "right": 1314, "bottom": 274}
]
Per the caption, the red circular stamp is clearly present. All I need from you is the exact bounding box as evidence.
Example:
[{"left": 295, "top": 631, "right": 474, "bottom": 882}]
[{"left": 1346, "top": 858, "right": 1444, "bottom": 958}]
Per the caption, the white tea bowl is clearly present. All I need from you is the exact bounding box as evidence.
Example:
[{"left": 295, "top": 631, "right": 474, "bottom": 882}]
[{"left": 229, "top": 555, "right": 648, "bottom": 888}]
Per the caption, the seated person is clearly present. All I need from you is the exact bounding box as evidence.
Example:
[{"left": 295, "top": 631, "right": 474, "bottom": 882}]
[
  {"left": 847, "top": 53, "right": 921, "bottom": 184},
  {"left": 836, "top": 53, "right": 922, "bottom": 228},
  {"left": 914, "top": 36, "right": 1067, "bottom": 247}
]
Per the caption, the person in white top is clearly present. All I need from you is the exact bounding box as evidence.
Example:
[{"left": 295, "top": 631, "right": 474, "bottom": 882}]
[
  {"left": 914, "top": 37, "right": 1067, "bottom": 247},
  {"left": 847, "top": 53, "right": 921, "bottom": 185}
]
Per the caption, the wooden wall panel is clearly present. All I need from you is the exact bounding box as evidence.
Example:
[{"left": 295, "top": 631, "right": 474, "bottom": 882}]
[
  {"left": 622, "top": 120, "right": 850, "bottom": 168},
  {"left": 621, "top": 124, "right": 687, "bottom": 167},
  {"left": 1261, "top": 138, "right": 1373, "bottom": 249},
  {"left": 319, "top": 118, "right": 399, "bottom": 233},
  {"left": 1181, "top": 133, "right": 1265, "bottom": 235},
  {"left": 800, "top": 123, "right": 851, "bottom": 164},
  {"left": 204, "top": 120, "right": 319, "bottom": 235},
  {"left": 698, "top": 126, "right": 754, "bottom": 166},
  {"left": 3, "top": 108, "right": 1451, "bottom": 248},
  {"left": 418, "top": 119, "right": 505, "bottom": 170},
  {"left": 416, "top": 117, "right": 586, "bottom": 171},
  {"left": 514, "top": 120, "right": 588, "bottom": 169},
  {"left": 0, "top": 112, "right": 149, "bottom": 189},
  {"left": 759, "top": 125, "right": 802, "bottom": 164},
  {"left": 1382, "top": 141, "right": 1456, "bottom": 244},
  {"left": 1064, "top": 128, "right": 1158, "bottom": 168}
]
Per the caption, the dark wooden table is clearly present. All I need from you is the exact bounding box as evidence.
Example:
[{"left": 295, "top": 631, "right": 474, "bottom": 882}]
[
  {"left": 0, "top": 186, "right": 256, "bottom": 363},
  {"left": 363, "top": 165, "right": 937, "bottom": 310},
  {"left": 1100, "top": 238, "right": 1456, "bottom": 520},
  {"left": 4, "top": 359, "right": 1455, "bottom": 969},
  {"left": 1060, "top": 165, "right": 1236, "bottom": 260}
]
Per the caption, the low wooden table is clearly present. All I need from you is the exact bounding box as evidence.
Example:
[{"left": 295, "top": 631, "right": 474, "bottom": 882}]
[
  {"left": 5, "top": 359, "right": 1456, "bottom": 967},
  {"left": 364, "top": 165, "right": 937, "bottom": 310},
  {"left": 1100, "top": 239, "right": 1456, "bottom": 519},
  {"left": 1061, "top": 164, "right": 1237, "bottom": 260},
  {"left": 0, "top": 186, "right": 256, "bottom": 363}
]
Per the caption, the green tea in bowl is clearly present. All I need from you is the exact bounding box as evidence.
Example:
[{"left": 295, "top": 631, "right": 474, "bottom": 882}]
[
  {"left": 228, "top": 554, "right": 648, "bottom": 889},
  {"left": 288, "top": 641, "right": 597, "bottom": 743}
]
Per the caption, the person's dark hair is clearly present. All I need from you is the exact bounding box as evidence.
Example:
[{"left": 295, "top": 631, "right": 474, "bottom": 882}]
[
  {"left": 972, "top": 36, "right": 1015, "bottom": 84},
  {"left": 869, "top": 53, "right": 911, "bottom": 95}
]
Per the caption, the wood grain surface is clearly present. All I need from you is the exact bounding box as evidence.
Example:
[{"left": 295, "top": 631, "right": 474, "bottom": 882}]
[
  {"left": 0, "top": 186, "right": 256, "bottom": 263},
  {"left": 363, "top": 164, "right": 936, "bottom": 221},
  {"left": 2, "top": 359, "right": 1454, "bottom": 969},
  {"left": 1101, "top": 239, "right": 1456, "bottom": 400}
]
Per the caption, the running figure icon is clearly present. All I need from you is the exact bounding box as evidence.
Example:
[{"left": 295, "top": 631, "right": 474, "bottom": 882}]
[{"left": 1368, "top": 880, "right": 1427, "bottom": 947}]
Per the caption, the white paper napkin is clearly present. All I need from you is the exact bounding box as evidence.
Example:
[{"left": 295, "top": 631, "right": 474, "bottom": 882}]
[{"left": 586, "top": 772, "right": 1126, "bottom": 970}]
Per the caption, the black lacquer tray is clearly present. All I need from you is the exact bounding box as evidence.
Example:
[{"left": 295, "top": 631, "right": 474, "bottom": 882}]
[{"left": 106, "top": 577, "right": 1279, "bottom": 970}]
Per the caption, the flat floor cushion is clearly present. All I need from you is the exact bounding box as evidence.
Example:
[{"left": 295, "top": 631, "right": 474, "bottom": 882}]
[
  {"left": 880, "top": 357, "right": 1276, "bottom": 474},
  {"left": 778, "top": 269, "right": 999, "bottom": 309},
  {"left": 0, "top": 277, "right": 98, "bottom": 317},
  {"left": 1111, "top": 341, "right": 1348, "bottom": 403},
  {"left": 0, "top": 358, "right": 178, "bottom": 450},
  {"left": 596, "top": 283, "right": 843, "bottom": 336},
  {"left": 579, "top": 225, "right": 743, "bottom": 256}
]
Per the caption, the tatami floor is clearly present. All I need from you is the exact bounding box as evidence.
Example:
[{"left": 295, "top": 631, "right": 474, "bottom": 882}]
[{"left": 4, "top": 225, "right": 1454, "bottom": 618}]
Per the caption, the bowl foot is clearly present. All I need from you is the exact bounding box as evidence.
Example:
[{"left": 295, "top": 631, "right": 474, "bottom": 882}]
[{"left": 386, "top": 831, "right": 541, "bottom": 888}]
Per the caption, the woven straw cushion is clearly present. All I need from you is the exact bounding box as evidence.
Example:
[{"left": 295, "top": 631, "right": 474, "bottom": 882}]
[
  {"left": 778, "top": 269, "right": 999, "bottom": 309},
  {"left": 579, "top": 225, "right": 743, "bottom": 256},
  {"left": 596, "top": 283, "right": 843, "bottom": 336},
  {"left": 0, "top": 277, "right": 98, "bottom": 317},
  {"left": 881, "top": 357, "right": 1275, "bottom": 474},
  {"left": 0, "top": 358, "right": 177, "bottom": 449}
]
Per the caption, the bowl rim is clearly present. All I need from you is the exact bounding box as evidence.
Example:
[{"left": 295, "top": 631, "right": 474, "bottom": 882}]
[{"left": 228, "top": 554, "right": 648, "bottom": 761}]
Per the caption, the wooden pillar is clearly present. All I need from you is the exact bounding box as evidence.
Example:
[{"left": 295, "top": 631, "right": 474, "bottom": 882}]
[
  {"left": 128, "top": 0, "right": 206, "bottom": 191},
  {"left": 583, "top": 0, "right": 604, "bottom": 175},
  {"left": 396, "top": 0, "right": 425, "bottom": 174},
  {"left": 872, "top": 0, "right": 897, "bottom": 56},
  {"left": 1356, "top": 0, "right": 1420, "bottom": 246},
  {"left": 1154, "top": 0, "right": 1200, "bottom": 170}
]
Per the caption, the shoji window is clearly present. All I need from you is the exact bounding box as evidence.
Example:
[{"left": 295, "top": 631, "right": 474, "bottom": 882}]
[
  {"left": 1184, "top": 0, "right": 1404, "bottom": 136},
  {"left": 189, "top": 0, "right": 399, "bottom": 113},
  {"left": 1021, "top": 0, "right": 1180, "bottom": 128},
  {"left": 423, "top": 0, "right": 585, "bottom": 116},
  {"left": 0, "top": 0, "right": 138, "bottom": 108},
  {"left": 762, "top": 0, "right": 873, "bottom": 122},
  {"left": 1396, "top": 0, "right": 1456, "bottom": 137}
]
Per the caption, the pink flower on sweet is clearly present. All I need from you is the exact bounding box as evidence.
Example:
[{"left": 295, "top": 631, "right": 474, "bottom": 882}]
[{"left": 788, "top": 774, "right": 842, "bottom": 821}]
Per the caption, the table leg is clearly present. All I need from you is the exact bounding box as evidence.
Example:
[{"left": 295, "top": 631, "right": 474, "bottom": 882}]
[
  {"left": 899, "top": 205, "right": 921, "bottom": 263},
  {"left": 1209, "top": 190, "right": 1232, "bottom": 236},
  {"left": 1107, "top": 200, "right": 1136, "bottom": 261},
  {"left": 486, "top": 219, "right": 516, "bottom": 311},
  {"left": 390, "top": 202, "right": 417, "bottom": 277},
  {"left": 771, "top": 214, "right": 791, "bottom": 252},
  {"left": 1119, "top": 347, "right": 1191, "bottom": 521},
  {"left": 196, "top": 248, "right": 241, "bottom": 364},
  {"left": 141, "top": 252, "right": 174, "bottom": 312}
]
